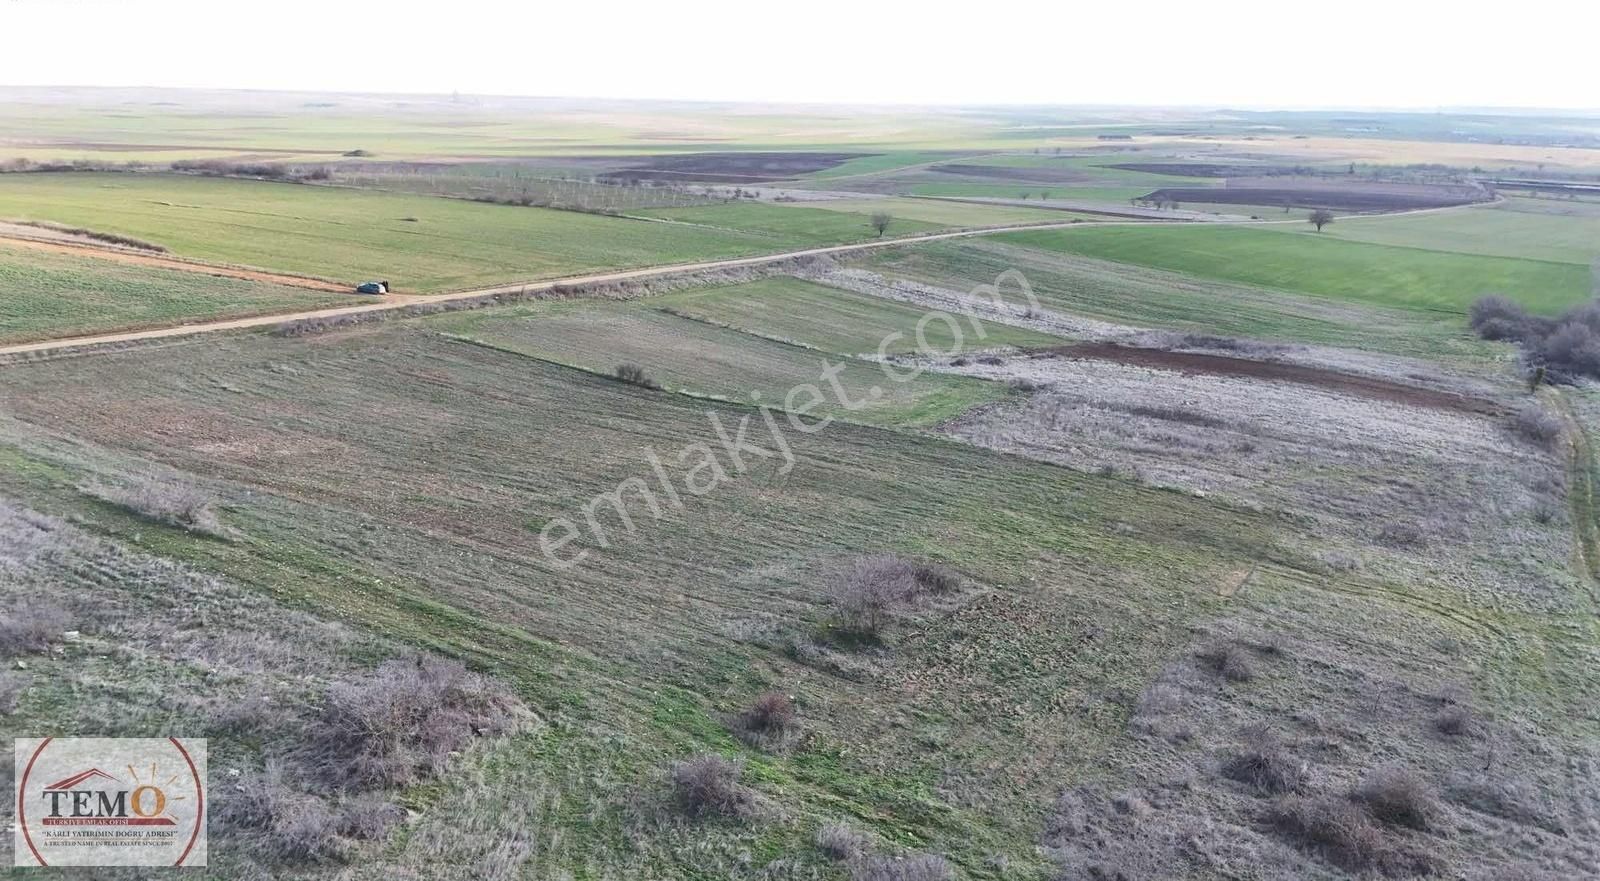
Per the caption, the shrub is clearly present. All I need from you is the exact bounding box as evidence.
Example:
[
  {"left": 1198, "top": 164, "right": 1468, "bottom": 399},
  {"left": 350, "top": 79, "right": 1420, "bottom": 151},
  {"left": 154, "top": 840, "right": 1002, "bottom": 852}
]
[
  {"left": 1008, "top": 377, "right": 1044, "bottom": 392},
  {"left": 298, "top": 656, "right": 523, "bottom": 792},
  {"left": 1512, "top": 404, "right": 1562, "bottom": 449},
  {"left": 1266, "top": 795, "right": 1388, "bottom": 873},
  {"left": 0, "top": 673, "right": 23, "bottom": 715},
  {"left": 79, "top": 477, "right": 230, "bottom": 538},
  {"left": 1221, "top": 727, "right": 1306, "bottom": 795},
  {"left": 816, "top": 821, "right": 871, "bottom": 861},
  {"left": 1197, "top": 643, "right": 1255, "bottom": 682},
  {"left": 1376, "top": 521, "right": 1426, "bottom": 548},
  {"left": 1353, "top": 768, "right": 1439, "bottom": 830},
  {"left": 1541, "top": 322, "right": 1600, "bottom": 376},
  {"left": 335, "top": 797, "right": 405, "bottom": 841},
  {"left": 613, "top": 362, "right": 660, "bottom": 389},
  {"left": 850, "top": 854, "right": 954, "bottom": 881},
  {"left": 832, "top": 554, "right": 960, "bottom": 638},
  {"left": 1469, "top": 295, "right": 1531, "bottom": 340},
  {"left": 670, "top": 754, "right": 755, "bottom": 819},
  {"left": 733, "top": 691, "right": 797, "bottom": 749},
  {"left": 216, "top": 767, "right": 345, "bottom": 862},
  {"left": 0, "top": 599, "right": 69, "bottom": 657},
  {"left": 1433, "top": 705, "right": 1475, "bottom": 737}
]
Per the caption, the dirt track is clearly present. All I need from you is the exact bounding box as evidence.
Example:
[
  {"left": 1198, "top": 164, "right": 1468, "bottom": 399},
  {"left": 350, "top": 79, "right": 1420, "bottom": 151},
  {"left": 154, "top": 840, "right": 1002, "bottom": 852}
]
[
  {"left": 0, "top": 219, "right": 1110, "bottom": 359},
  {"left": 1052, "top": 343, "right": 1506, "bottom": 416}
]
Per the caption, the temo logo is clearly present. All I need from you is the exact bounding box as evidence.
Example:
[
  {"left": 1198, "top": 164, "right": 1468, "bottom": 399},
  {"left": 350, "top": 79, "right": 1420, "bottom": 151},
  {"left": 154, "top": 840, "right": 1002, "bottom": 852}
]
[{"left": 14, "top": 737, "right": 207, "bottom": 867}]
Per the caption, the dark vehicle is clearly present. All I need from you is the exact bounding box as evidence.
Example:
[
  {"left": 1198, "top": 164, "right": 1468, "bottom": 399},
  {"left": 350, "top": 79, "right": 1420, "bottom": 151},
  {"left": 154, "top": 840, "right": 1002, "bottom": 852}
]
[{"left": 356, "top": 280, "right": 390, "bottom": 295}]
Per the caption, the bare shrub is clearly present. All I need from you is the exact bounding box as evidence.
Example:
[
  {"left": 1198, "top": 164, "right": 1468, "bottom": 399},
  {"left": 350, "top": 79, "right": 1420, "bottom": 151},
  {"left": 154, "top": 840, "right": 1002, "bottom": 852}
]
[
  {"left": 733, "top": 691, "right": 798, "bottom": 750},
  {"left": 1266, "top": 796, "right": 1388, "bottom": 873},
  {"left": 613, "top": 362, "right": 660, "bottom": 389},
  {"left": 670, "top": 754, "right": 756, "bottom": 819},
  {"left": 1511, "top": 404, "right": 1562, "bottom": 449},
  {"left": 0, "top": 672, "right": 24, "bottom": 714},
  {"left": 335, "top": 797, "right": 405, "bottom": 841},
  {"left": 216, "top": 767, "right": 344, "bottom": 862},
  {"left": 1197, "top": 643, "right": 1255, "bottom": 682},
  {"left": 79, "top": 477, "right": 230, "bottom": 538},
  {"left": 1008, "top": 377, "right": 1044, "bottom": 392},
  {"left": 1221, "top": 727, "right": 1306, "bottom": 795},
  {"left": 299, "top": 656, "right": 523, "bottom": 792},
  {"left": 1541, "top": 321, "right": 1600, "bottom": 377},
  {"left": 1353, "top": 768, "right": 1439, "bottom": 830},
  {"left": 1432, "top": 705, "right": 1476, "bottom": 737},
  {"left": 1469, "top": 295, "right": 1532, "bottom": 341},
  {"left": 851, "top": 854, "right": 954, "bottom": 881},
  {"left": 816, "top": 821, "right": 871, "bottom": 861},
  {"left": 832, "top": 554, "right": 961, "bottom": 639},
  {"left": 0, "top": 599, "right": 70, "bottom": 657},
  {"left": 1376, "top": 521, "right": 1427, "bottom": 548}
]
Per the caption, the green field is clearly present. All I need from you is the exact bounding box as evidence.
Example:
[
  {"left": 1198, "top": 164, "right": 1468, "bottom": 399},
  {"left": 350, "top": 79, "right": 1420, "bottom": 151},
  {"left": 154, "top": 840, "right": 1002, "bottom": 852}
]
[
  {"left": 435, "top": 297, "right": 1013, "bottom": 428},
  {"left": 776, "top": 196, "right": 1073, "bottom": 227},
  {"left": 853, "top": 238, "right": 1504, "bottom": 366},
  {"left": 0, "top": 241, "right": 349, "bottom": 344},
  {"left": 635, "top": 201, "right": 943, "bottom": 244},
  {"left": 0, "top": 174, "right": 881, "bottom": 292},
  {"left": 997, "top": 223, "right": 1593, "bottom": 314},
  {"left": 904, "top": 182, "right": 1159, "bottom": 203},
  {"left": 1325, "top": 199, "right": 1600, "bottom": 265},
  {"left": 652, "top": 276, "right": 1061, "bottom": 355}
]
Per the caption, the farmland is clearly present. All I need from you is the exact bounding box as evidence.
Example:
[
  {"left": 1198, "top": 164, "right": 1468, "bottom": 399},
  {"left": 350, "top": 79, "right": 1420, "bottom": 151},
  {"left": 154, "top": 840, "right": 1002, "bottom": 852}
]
[
  {"left": 3, "top": 89, "right": 1600, "bottom": 881},
  {"left": 997, "top": 221, "right": 1595, "bottom": 314},
  {"left": 0, "top": 240, "right": 349, "bottom": 343},
  {"left": 0, "top": 173, "right": 896, "bottom": 291}
]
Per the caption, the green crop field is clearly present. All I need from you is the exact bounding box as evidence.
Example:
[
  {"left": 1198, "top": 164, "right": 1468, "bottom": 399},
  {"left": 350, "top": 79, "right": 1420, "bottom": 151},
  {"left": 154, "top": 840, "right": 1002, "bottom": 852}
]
[
  {"left": 1325, "top": 199, "right": 1600, "bottom": 265},
  {"left": 775, "top": 196, "right": 1072, "bottom": 227},
  {"left": 997, "top": 223, "right": 1593, "bottom": 314},
  {"left": 634, "top": 201, "right": 943, "bottom": 245},
  {"left": 0, "top": 174, "right": 878, "bottom": 292},
  {"left": 434, "top": 297, "right": 1013, "bottom": 428},
  {"left": 0, "top": 241, "right": 349, "bottom": 344},
  {"left": 652, "top": 276, "right": 1061, "bottom": 355},
  {"left": 852, "top": 238, "right": 1505, "bottom": 366}
]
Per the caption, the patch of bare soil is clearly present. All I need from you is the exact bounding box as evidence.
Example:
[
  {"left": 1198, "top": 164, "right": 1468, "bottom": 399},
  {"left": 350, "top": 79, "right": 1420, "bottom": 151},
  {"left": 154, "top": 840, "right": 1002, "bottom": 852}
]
[
  {"left": 1142, "top": 178, "right": 1487, "bottom": 211},
  {"left": 926, "top": 163, "right": 1097, "bottom": 184},
  {"left": 1053, "top": 343, "right": 1506, "bottom": 417},
  {"left": 1105, "top": 162, "right": 1300, "bottom": 178},
  {"left": 595, "top": 152, "right": 870, "bottom": 183}
]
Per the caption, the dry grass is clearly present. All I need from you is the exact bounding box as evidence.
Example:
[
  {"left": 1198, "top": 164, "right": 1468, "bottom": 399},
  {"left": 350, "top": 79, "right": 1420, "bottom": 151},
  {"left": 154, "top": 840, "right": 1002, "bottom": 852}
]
[
  {"left": 1353, "top": 768, "right": 1439, "bottom": 831},
  {"left": 850, "top": 854, "right": 955, "bottom": 881},
  {"left": 1198, "top": 643, "right": 1256, "bottom": 683},
  {"left": 816, "top": 822, "right": 872, "bottom": 862},
  {"left": 1221, "top": 726, "right": 1306, "bottom": 795},
  {"left": 1265, "top": 796, "right": 1390, "bottom": 874},
  {"left": 217, "top": 765, "right": 347, "bottom": 862},
  {"left": 78, "top": 476, "right": 231, "bottom": 538},
  {"left": 298, "top": 656, "right": 524, "bottom": 792},
  {"left": 1511, "top": 404, "right": 1563, "bottom": 449},
  {"left": 0, "top": 672, "right": 23, "bottom": 715},
  {"left": 0, "top": 598, "right": 69, "bottom": 657},
  {"left": 670, "top": 754, "right": 757, "bottom": 820}
]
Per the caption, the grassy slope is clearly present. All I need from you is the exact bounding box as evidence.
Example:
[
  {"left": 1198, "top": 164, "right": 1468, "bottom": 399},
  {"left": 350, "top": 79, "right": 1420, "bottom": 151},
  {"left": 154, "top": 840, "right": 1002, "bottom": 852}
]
[
  {"left": 652, "top": 276, "right": 1061, "bottom": 355},
  {"left": 996, "top": 223, "right": 1593, "bottom": 314},
  {"left": 0, "top": 174, "right": 850, "bottom": 292},
  {"left": 0, "top": 241, "right": 349, "bottom": 343},
  {"left": 433, "top": 300, "right": 1009, "bottom": 428},
  {"left": 0, "top": 323, "right": 1283, "bottom": 879},
  {"left": 1324, "top": 198, "right": 1600, "bottom": 265},
  {"left": 635, "top": 201, "right": 943, "bottom": 244},
  {"left": 853, "top": 239, "right": 1505, "bottom": 367},
  {"left": 778, "top": 197, "right": 1071, "bottom": 227}
]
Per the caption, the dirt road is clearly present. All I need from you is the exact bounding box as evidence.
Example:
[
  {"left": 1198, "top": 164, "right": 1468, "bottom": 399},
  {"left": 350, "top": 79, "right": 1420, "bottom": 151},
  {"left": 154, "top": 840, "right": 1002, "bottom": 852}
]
[{"left": 0, "top": 219, "right": 1112, "bottom": 359}]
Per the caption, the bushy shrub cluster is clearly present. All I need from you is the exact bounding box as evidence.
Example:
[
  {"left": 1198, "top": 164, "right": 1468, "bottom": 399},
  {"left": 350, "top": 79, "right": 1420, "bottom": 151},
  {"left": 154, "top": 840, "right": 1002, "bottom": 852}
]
[{"left": 1469, "top": 295, "right": 1600, "bottom": 380}]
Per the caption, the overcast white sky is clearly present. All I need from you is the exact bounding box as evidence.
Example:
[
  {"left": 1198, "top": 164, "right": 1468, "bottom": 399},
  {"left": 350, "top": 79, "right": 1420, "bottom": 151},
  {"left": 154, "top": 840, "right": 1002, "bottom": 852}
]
[{"left": 2, "top": 0, "right": 1595, "bottom": 110}]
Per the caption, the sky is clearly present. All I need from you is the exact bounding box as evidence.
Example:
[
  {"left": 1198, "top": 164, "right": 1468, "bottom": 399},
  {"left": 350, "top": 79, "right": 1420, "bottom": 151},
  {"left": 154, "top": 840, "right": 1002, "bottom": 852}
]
[{"left": 2, "top": 0, "right": 1596, "bottom": 110}]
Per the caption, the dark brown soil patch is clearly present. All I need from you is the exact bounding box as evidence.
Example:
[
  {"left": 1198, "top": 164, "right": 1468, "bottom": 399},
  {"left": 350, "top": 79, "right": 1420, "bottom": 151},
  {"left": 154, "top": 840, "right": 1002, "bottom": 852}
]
[
  {"left": 1138, "top": 186, "right": 1481, "bottom": 212},
  {"left": 928, "top": 163, "right": 1095, "bottom": 184},
  {"left": 1051, "top": 343, "right": 1506, "bottom": 416},
  {"left": 595, "top": 152, "right": 869, "bottom": 183},
  {"left": 1107, "top": 162, "right": 1300, "bottom": 178}
]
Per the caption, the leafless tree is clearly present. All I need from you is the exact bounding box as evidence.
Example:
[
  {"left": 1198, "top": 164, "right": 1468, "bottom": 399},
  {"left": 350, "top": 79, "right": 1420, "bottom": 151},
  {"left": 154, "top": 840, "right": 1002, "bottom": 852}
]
[
  {"left": 870, "top": 212, "right": 892, "bottom": 237},
  {"left": 1309, "top": 208, "right": 1335, "bottom": 232}
]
